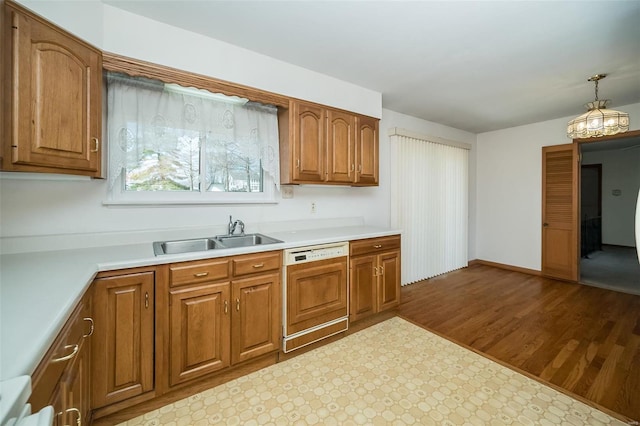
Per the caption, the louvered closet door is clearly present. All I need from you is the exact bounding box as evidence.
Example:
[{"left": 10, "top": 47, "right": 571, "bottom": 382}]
[{"left": 541, "top": 144, "right": 579, "bottom": 281}]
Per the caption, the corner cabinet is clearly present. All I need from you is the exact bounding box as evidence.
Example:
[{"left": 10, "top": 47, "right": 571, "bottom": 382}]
[
  {"left": 2, "top": 2, "right": 102, "bottom": 177},
  {"left": 30, "top": 289, "right": 93, "bottom": 426},
  {"left": 349, "top": 235, "right": 401, "bottom": 322},
  {"left": 279, "top": 99, "right": 379, "bottom": 186}
]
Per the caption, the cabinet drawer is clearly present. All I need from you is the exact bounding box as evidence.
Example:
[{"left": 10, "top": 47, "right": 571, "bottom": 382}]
[
  {"left": 350, "top": 235, "right": 401, "bottom": 257},
  {"left": 170, "top": 258, "right": 230, "bottom": 286},
  {"left": 30, "top": 298, "right": 91, "bottom": 411},
  {"left": 232, "top": 251, "right": 281, "bottom": 277}
]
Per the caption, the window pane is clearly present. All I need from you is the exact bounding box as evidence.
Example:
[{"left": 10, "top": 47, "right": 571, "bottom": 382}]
[
  {"left": 125, "top": 128, "right": 201, "bottom": 191},
  {"left": 203, "top": 137, "right": 263, "bottom": 192},
  {"left": 107, "top": 72, "right": 279, "bottom": 199}
]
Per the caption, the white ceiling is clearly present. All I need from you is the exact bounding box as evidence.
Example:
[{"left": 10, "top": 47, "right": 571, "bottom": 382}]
[{"left": 103, "top": 1, "right": 640, "bottom": 134}]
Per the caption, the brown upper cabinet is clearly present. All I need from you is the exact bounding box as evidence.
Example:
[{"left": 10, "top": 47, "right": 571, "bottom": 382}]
[
  {"left": 2, "top": 2, "right": 102, "bottom": 177},
  {"left": 279, "top": 99, "right": 379, "bottom": 186}
]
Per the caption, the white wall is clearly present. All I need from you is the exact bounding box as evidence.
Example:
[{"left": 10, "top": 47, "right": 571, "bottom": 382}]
[
  {"left": 583, "top": 148, "right": 640, "bottom": 247},
  {"left": 101, "top": 5, "right": 381, "bottom": 119},
  {"left": 0, "top": 2, "right": 475, "bottom": 257},
  {"left": 17, "top": 0, "right": 103, "bottom": 46},
  {"left": 476, "top": 102, "right": 640, "bottom": 270}
]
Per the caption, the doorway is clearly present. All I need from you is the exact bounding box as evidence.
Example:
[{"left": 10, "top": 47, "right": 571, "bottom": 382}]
[{"left": 579, "top": 138, "right": 640, "bottom": 295}]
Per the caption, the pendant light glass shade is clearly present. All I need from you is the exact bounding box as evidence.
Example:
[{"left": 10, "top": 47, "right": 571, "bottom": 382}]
[{"left": 567, "top": 74, "right": 630, "bottom": 139}]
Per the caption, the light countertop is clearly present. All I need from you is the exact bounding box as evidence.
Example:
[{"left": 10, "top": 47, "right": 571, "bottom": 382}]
[{"left": 0, "top": 225, "right": 400, "bottom": 381}]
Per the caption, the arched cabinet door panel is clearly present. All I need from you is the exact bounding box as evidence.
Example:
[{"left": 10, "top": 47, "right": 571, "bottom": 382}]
[{"left": 4, "top": 2, "right": 102, "bottom": 176}]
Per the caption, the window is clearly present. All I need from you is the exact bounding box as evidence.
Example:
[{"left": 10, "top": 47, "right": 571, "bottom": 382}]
[{"left": 105, "top": 72, "right": 280, "bottom": 204}]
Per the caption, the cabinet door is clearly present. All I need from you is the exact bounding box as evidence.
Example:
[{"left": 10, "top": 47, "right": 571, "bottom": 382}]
[
  {"left": 349, "top": 255, "right": 377, "bottom": 322},
  {"left": 7, "top": 4, "right": 102, "bottom": 175},
  {"left": 327, "top": 109, "right": 356, "bottom": 183},
  {"left": 169, "top": 282, "right": 230, "bottom": 386},
  {"left": 355, "top": 116, "right": 379, "bottom": 185},
  {"left": 292, "top": 101, "right": 325, "bottom": 182},
  {"left": 377, "top": 250, "right": 401, "bottom": 312},
  {"left": 63, "top": 340, "right": 90, "bottom": 426},
  {"left": 232, "top": 272, "right": 281, "bottom": 364},
  {"left": 92, "top": 272, "right": 154, "bottom": 408}
]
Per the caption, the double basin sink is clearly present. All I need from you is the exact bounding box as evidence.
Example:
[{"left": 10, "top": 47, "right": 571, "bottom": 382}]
[{"left": 153, "top": 233, "right": 283, "bottom": 256}]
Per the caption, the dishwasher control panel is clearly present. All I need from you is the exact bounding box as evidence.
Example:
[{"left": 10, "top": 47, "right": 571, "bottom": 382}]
[{"left": 284, "top": 242, "right": 348, "bottom": 265}]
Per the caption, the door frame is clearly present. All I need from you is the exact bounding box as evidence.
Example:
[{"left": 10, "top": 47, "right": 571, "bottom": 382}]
[{"left": 570, "top": 129, "right": 640, "bottom": 280}]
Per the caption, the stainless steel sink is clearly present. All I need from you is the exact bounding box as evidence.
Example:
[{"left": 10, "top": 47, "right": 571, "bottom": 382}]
[
  {"left": 153, "top": 233, "right": 283, "bottom": 255},
  {"left": 214, "top": 233, "right": 283, "bottom": 249},
  {"left": 153, "top": 238, "right": 223, "bottom": 256}
]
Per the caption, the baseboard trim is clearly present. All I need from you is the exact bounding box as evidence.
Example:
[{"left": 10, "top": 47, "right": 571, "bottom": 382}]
[{"left": 469, "top": 259, "right": 541, "bottom": 276}]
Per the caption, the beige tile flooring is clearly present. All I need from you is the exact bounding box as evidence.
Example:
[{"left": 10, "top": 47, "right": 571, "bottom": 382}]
[{"left": 119, "top": 317, "right": 626, "bottom": 426}]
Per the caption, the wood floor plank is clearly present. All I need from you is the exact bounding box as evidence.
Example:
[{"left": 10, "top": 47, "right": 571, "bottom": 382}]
[{"left": 398, "top": 264, "right": 640, "bottom": 421}]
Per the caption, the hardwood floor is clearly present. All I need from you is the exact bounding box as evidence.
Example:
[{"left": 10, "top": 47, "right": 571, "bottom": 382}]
[{"left": 398, "top": 263, "right": 640, "bottom": 422}]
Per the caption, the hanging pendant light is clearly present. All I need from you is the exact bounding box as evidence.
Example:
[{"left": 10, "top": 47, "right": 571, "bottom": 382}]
[{"left": 567, "top": 74, "right": 629, "bottom": 139}]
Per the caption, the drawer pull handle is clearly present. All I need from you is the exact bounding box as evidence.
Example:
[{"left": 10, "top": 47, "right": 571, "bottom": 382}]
[
  {"left": 83, "top": 317, "right": 94, "bottom": 338},
  {"left": 373, "top": 244, "right": 383, "bottom": 249},
  {"left": 57, "top": 407, "right": 81, "bottom": 426},
  {"left": 52, "top": 344, "right": 79, "bottom": 363},
  {"left": 90, "top": 137, "right": 99, "bottom": 153},
  {"left": 379, "top": 266, "right": 385, "bottom": 275},
  {"left": 236, "top": 298, "right": 240, "bottom": 311},
  {"left": 296, "top": 158, "right": 300, "bottom": 168},
  {"left": 145, "top": 292, "right": 149, "bottom": 309},
  {"left": 224, "top": 300, "right": 228, "bottom": 314},
  {"left": 252, "top": 263, "right": 265, "bottom": 269},
  {"left": 350, "top": 164, "right": 355, "bottom": 172},
  {"left": 194, "top": 272, "right": 209, "bottom": 277}
]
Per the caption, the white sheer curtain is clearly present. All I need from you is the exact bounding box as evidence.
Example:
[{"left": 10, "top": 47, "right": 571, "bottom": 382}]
[
  {"left": 390, "top": 128, "right": 469, "bottom": 285},
  {"left": 106, "top": 72, "right": 280, "bottom": 191}
]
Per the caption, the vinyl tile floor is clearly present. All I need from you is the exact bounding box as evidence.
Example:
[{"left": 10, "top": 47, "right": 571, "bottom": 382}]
[{"left": 118, "top": 317, "right": 627, "bottom": 426}]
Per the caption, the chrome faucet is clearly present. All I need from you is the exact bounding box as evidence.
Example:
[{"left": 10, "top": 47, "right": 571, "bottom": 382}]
[{"left": 227, "top": 215, "right": 245, "bottom": 236}]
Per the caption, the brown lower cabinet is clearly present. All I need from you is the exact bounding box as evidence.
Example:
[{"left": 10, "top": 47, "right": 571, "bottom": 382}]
[
  {"left": 169, "top": 282, "right": 231, "bottom": 386},
  {"left": 168, "top": 251, "right": 282, "bottom": 387},
  {"left": 92, "top": 271, "right": 155, "bottom": 408},
  {"left": 30, "top": 289, "right": 93, "bottom": 426},
  {"left": 30, "top": 240, "right": 400, "bottom": 423},
  {"left": 349, "top": 235, "right": 401, "bottom": 322}
]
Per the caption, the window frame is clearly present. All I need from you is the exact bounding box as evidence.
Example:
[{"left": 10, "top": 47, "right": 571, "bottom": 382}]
[{"left": 102, "top": 52, "right": 289, "bottom": 206}]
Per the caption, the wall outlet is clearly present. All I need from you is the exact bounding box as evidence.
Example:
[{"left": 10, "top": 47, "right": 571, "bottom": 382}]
[
  {"left": 281, "top": 185, "right": 294, "bottom": 199},
  {"left": 311, "top": 202, "right": 316, "bottom": 213}
]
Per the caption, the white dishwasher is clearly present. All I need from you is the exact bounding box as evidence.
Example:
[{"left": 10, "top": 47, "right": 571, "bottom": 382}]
[{"left": 283, "top": 242, "right": 349, "bottom": 353}]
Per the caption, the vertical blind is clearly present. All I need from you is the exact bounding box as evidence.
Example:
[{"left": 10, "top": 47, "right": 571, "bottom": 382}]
[{"left": 390, "top": 129, "right": 470, "bottom": 285}]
